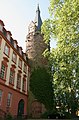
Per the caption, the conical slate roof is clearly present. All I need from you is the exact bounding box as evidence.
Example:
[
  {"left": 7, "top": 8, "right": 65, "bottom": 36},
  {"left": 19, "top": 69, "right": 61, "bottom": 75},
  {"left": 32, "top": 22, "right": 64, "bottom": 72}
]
[{"left": 34, "top": 4, "right": 42, "bottom": 31}]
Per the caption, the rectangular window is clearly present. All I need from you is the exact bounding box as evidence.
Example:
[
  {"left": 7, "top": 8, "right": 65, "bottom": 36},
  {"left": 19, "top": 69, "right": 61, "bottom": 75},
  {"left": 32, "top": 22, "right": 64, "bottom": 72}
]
[
  {"left": 22, "top": 79, "right": 26, "bottom": 91},
  {"left": 7, "top": 93, "right": 12, "bottom": 107},
  {"left": 0, "top": 90, "right": 3, "bottom": 105},
  {"left": 24, "top": 64, "right": 27, "bottom": 73},
  {"left": 12, "top": 52, "right": 17, "bottom": 63},
  {"left": 17, "top": 74, "right": 21, "bottom": 89},
  {"left": 4, "top": 44, "right": 10, "bottom": 56},
  {"left": 18, "top": 58, "right": 22, "bottom": 68},
  {"left": 0, "top": 64, "right": 6, "bottom": 79},
  {"left": 9, "top": 70, "right": 15, "bottom": 85}
]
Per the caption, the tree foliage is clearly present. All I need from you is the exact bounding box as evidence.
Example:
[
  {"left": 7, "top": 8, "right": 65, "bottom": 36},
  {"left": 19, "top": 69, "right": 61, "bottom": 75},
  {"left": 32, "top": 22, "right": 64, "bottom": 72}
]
[
  {"left": 42, "top": 0, "right": 79, "bottom": 116},
  {"left": 30, "top": 67, "right": 54, "bottom": 110}
]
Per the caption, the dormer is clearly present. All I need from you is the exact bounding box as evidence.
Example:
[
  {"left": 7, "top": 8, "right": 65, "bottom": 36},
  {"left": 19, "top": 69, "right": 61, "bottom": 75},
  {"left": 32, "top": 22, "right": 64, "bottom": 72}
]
[
  {"left": 0, "top": 20, "right": 4, "bottom": 32},
  {"left": 7, "top": 31, "right": 12, "bottom": 41},
  {"left": 23, "top": 53, "right": 26, "bottom": 60},
  {"left": 13, "top": 40, "right": 18, "bottom": 49},
  {"left": 19, "top": 46, "right": 22, "bottom": 55}
]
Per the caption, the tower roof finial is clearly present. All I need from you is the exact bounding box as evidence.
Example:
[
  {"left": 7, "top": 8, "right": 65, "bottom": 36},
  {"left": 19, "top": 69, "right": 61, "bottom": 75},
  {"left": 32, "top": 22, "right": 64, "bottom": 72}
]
[
  {"left": 37, "top": 3, "right": 39, "bottom": 11},
  {"left": 34, "top": 4, "right": 42, "bottom": 31}
]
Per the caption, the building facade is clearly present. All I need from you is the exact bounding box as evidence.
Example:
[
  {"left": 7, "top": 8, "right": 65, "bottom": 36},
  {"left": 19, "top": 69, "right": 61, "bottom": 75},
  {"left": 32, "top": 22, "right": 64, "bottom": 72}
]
[
  {"left": 0, "top": 20, "right": 30, "bottom": 118},
  {"left": 26, "top": 5, "right": 48, "bottom": 118}
]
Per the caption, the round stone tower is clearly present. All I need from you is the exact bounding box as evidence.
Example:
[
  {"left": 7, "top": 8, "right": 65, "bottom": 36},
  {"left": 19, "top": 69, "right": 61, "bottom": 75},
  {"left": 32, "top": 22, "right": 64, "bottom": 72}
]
[
  {"left": 26, "top": 4, "right": 48, "bottom": 69},
  {"left": 26, "top": 4, "right": 48, "bottom": 118}
]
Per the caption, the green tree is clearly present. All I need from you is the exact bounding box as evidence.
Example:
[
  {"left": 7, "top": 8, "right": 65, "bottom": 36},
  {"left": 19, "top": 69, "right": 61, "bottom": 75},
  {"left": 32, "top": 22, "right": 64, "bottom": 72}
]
[
  {"left": 42, "top": 0, "right": 79, "bottom": 117},
  {"left": 30, "top": 67, "right": 54, "bottom": 110}
]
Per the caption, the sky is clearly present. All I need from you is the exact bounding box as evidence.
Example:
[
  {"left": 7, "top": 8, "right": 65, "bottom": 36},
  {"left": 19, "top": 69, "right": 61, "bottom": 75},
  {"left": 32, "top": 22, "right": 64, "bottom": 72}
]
[{"left": 0, "top": 0, "right": 55, "bottom": 52}]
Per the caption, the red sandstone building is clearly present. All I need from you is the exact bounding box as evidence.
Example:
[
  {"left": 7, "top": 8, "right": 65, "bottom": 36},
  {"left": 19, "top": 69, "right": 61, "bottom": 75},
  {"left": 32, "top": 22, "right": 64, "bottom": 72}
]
[{"left": 0, "top": 20, "right": 30, "bottom": 118}]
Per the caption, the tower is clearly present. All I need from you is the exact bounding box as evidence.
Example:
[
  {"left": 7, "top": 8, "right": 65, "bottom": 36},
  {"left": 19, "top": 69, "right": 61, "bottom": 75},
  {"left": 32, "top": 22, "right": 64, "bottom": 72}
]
[
  {"left": 26, "top": 4, "right": 48, "bottom": 118},
  {"left": 26, "top": 4, "right": 48, "bottom": 69}
]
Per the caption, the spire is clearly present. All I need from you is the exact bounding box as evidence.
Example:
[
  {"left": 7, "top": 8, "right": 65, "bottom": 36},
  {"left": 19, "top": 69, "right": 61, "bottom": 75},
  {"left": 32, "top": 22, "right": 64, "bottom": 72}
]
[{"left": 34, "top": 4, "right": 42, "bottom": 31}]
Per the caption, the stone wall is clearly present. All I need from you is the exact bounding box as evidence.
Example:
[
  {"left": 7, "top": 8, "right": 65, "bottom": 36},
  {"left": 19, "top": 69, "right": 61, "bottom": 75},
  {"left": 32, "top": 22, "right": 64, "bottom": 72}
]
[{"left": 26, "top": 32, "right": 48, "bottom": 69}]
